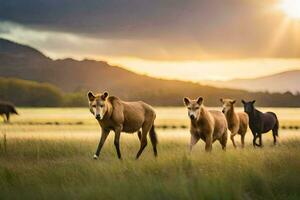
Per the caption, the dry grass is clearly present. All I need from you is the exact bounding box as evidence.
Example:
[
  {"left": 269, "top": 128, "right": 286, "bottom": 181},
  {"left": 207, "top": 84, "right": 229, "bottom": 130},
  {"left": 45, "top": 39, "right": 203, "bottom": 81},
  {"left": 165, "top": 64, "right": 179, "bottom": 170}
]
[{"left": 0, "top": 108, "right": 300, "bottom": 200}]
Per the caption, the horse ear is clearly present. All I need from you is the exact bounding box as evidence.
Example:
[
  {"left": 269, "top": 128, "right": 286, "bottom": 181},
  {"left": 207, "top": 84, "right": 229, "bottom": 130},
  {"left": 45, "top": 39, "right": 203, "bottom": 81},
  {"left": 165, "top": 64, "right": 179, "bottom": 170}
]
[
  {"left": 241, "top": 100, "right": 246, "bottom": 104},
  {"left": 101, "top": 91, "right": 109, "bottom": 100},
  {"left": 231, "top": 100, "right": 236, "bottom": 104},
  {"left": 183, "top": 97, "right": 190, "bottom": 106},
  {"left": 197, "top": 97, "right": 203, "bottom": 105},
  {"left": 87, "top": 91, "right": 95, "bottom": 101},
  {"left": 251, "top": 100, "right": 256, "bottom": 104}
]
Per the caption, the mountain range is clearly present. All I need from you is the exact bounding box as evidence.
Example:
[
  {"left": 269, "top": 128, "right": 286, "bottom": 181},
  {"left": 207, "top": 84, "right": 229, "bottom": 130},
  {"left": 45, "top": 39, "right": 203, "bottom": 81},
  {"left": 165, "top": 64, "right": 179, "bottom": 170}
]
[
  {"left": 202, "top": 70, "right": 300, "bottom": 94},
  {"left": 0, "top": 38, "right": 300, "bottom": 107}
]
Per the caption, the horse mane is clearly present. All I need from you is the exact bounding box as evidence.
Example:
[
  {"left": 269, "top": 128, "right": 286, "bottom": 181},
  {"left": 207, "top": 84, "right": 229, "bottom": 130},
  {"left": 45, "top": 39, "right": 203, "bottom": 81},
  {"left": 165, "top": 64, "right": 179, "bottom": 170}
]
[
  {"left": 254, "top": 108, "right": 263, "bottom": 115},
  {"left": 107, "top": 96, "right": 119, "bottom": 103}
]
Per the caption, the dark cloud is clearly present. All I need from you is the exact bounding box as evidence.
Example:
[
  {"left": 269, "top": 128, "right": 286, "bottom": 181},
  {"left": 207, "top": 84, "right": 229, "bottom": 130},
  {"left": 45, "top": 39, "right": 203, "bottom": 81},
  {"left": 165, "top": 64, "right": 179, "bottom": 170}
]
[{"left": 0, "top": 0, "right": 299, "bottom": 60}]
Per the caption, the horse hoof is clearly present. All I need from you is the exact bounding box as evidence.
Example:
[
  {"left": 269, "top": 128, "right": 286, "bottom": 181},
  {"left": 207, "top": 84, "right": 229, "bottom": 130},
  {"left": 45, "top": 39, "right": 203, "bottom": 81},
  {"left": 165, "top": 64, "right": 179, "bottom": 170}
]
[{"left": 93, "top": 155, "right": 99, "bottom": 160}]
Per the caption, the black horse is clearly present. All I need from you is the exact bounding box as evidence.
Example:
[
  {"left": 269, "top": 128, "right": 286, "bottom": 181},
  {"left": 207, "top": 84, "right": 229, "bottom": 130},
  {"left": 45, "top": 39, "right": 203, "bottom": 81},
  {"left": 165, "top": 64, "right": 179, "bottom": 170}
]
[
  {"left": 0, "top": 101, "right": 18, "bottom": 123},
  {"left": 242, "top": 100, "right": 279, "bottom": 147}
]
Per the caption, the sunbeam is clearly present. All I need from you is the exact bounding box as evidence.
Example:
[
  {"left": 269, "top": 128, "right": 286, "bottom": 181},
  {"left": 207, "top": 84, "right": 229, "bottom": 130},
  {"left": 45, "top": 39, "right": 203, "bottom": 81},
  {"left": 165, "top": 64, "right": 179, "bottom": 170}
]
[{"left": 279, "top": 0, "right": 300, "bottom": 19}]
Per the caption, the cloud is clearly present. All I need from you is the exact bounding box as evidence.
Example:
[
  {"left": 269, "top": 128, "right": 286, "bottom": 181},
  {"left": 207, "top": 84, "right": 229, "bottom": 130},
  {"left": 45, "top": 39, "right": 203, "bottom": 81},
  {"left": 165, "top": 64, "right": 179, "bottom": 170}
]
[{"left": 0, "top": 0, "right": 299, "bottom": 60}]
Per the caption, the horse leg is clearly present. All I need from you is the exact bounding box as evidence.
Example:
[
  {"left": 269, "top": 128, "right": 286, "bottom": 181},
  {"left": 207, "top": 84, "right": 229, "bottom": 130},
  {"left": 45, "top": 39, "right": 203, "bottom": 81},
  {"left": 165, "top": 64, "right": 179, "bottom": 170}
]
[
  {"left": 220, "top": 130, "right": 228, "bottom": 151},
  {"left": 205, "top": 133, "right": 213, "bottom": 152},
  {"left": 230, "top": 133, "right": 237, "bottom": 149},
  {"left": 136, "top": 132, "right": 147, "bottom": 160},
  {"left": 94, "top": 128, "right": 110, "bottom": 159},
  {"left": 114, "top": 127, "right": 122, "bottom": 160},
  {"left": 241, "top": 133, "right": 245, "bottom": 148},
  {"left": 190, "top": 133, "right": 200, "bottom": 153},
  {"left": 272, "top": 128, "right": 278, "bottom": 146},
  {"left": 273, "top": 133, "right": 277, "bottom": 146},
  {"left": 149, "top": 125, "right": 158, "bottom": 157},
  {"left": 252, "top": 133, "right": 257, "bottom": 147},
  {"left": 5, "top": 113, "right": 10, "bottom": 123},
  {"left": 136, "top": 124, "right": 151, "bottom": 160},
  {"left": 253, "top": 133, "right": 261, "bottom": 147},
  {"left": 258, "top": 134, "right": 263, "bottom": 147},
  {"left": 137, "top": 131, "right": 142, "bottom": 141}
]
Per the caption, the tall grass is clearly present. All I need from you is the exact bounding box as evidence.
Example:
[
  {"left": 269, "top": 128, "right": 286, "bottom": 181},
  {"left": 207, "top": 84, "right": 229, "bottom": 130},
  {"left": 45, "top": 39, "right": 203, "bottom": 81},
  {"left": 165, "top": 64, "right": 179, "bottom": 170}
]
[
  {"left": 0, "top": 133, "right": 299, "bottom": 200},
  {"left": 0, "top": 108, "right": 300, "bottom": 199}
]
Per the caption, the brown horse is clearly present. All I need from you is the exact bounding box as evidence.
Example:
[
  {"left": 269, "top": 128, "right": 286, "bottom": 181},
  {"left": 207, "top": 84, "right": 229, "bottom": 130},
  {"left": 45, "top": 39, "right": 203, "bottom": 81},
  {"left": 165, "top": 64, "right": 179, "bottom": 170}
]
[
  {"left": 184, "top": 97, "right": 228, "bottom": 152},
  {"left": 88, "top": 91, "right": 158, "bottom": 160},
  {"left": 221, "top": 98, "right": 249, "bottom": 148}
]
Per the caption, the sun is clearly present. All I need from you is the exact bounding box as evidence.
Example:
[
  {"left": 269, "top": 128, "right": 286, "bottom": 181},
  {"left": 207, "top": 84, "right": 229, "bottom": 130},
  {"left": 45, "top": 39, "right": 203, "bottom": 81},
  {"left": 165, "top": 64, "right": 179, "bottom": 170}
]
[{"left": 279, "top": 0, "right": 300, "bottom": 19}]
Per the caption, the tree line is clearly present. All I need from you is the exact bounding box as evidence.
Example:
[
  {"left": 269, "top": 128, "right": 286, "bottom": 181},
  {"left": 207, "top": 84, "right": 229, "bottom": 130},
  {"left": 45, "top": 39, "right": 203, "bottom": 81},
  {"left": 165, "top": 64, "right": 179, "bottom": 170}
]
[
  {"left": 0, "top": 78, "right": 85, "bottom": 107},
  {"left": 1, "top": 77, "right": 300, "bottom": 107}
]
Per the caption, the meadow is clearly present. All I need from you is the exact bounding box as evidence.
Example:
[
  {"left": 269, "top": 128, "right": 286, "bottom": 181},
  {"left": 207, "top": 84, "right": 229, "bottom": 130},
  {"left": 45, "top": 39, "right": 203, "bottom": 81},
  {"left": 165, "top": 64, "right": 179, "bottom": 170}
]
[{"left": 0, "top": 107, "right": 300, "bottom": 200}]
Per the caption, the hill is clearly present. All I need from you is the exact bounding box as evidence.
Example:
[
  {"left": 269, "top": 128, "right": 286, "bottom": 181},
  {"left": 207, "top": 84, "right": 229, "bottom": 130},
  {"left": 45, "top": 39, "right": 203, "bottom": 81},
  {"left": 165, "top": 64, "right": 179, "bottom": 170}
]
[
  {"left": 1, "top": 38, "right": 300, "bottom": 107},
  {"left": 202, "top": 70, "right": 300, "bottom": 94}
]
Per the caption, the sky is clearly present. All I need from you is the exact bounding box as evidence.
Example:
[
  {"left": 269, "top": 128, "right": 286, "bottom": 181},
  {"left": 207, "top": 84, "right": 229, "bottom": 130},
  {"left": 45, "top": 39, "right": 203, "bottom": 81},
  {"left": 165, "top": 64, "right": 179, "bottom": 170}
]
[{"left": 0, "top": 0, "right": 300, "bottom": 81}]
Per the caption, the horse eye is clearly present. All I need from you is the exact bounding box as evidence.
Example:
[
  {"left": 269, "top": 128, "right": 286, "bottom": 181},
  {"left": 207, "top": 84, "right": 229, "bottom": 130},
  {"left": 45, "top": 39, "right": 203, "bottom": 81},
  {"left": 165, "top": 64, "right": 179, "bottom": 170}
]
[
  {"left": 188, "top": 107, "right": 191, "bottom": 110},
  {"left": 92, "top": 105, "right": 96, "bottom": 108},
  {"left": 100, "top": 105, "right": 104, "bottom": 108},
  {"left": 195, "top": 107, "right": 200, "bottom": 109}
]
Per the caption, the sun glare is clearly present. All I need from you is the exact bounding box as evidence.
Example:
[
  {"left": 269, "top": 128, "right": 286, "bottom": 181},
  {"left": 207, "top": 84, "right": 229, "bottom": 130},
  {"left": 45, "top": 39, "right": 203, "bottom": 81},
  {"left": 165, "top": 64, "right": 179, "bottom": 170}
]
[{"left": 279, "top": 0, "right": 300, "bottom": 19}]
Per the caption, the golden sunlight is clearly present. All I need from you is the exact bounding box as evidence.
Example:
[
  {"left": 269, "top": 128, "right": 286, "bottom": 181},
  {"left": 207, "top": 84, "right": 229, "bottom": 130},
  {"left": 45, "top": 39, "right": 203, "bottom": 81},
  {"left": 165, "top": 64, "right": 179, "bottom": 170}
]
[{"left": 279, "top": 0, "right": 300, "bottom": 19}]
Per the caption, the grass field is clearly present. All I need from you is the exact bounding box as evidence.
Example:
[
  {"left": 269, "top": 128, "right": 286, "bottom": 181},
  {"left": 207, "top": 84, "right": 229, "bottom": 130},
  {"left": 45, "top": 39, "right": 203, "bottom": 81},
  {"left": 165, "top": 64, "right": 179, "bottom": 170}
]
[{"left": 0, "top": 108, "right": 300, "bottom": 200}]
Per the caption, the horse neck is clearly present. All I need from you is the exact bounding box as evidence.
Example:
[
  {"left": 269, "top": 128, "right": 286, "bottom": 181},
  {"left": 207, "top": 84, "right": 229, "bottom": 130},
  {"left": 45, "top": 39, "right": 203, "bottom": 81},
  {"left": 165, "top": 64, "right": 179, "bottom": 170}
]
[
  {"left": 197, "top": 106, "right": 210, "bottom": 123},
  {"left": 226, "top": 106, "right": 236, "bottom": 121},
  {"left": 248, "top": 109, "right": 259, "bottom": 120},
  {"left": 191, "top": 107, "right": 205, "bottom": 126},
  {"left": 103, "top": 101, "right": 113, "bottom": 120}
]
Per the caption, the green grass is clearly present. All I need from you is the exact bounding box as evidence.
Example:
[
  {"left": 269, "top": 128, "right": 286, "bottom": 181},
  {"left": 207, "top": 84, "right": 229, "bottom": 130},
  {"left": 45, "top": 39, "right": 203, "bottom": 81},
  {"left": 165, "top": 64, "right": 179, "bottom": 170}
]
[
  {"left": 0, "top": 132, "right": 300, "bottom": 200},
  {"left": 0, "top": 108, "right": 300, "bottom": 199}
]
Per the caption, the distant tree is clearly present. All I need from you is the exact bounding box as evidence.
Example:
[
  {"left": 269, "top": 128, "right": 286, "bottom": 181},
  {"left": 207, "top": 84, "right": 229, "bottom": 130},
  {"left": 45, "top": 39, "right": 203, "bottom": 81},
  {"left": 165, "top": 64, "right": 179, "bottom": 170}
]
[
  {"left": 0, "top": 78, "right": 63, "bottom": 107},
  {"left": 63, "top": 92, "right": 86, "bottom": 107}
]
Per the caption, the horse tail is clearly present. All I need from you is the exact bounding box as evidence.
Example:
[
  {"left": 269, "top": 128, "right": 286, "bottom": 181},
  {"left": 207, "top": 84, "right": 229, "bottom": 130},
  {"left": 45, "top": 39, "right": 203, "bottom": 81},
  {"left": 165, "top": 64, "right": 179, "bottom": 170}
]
[
  {"left": 275, "top": 119, "right": 279, "bottom": 137},
  {"left": 149, "top": 125, "right": 158, "bottom": 157},
  {"left": 270, "top": 113, "right": 279, "bottom": 137},
  {"left": 150, "top": 125, "right": 158, "bottom": 145}
]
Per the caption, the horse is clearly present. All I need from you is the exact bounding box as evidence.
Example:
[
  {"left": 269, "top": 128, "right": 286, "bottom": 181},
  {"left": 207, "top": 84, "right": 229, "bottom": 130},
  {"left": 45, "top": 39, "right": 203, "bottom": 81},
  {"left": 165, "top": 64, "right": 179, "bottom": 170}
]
[
  {"left": 183, "top": 97, "right": 228, "bottom": 152},
  {"left": 0, "top": 101, "right": 18, "bottom": 123},
  {"left": 242, "top": 100, "right": 279, "bottom": 147},
  {"left": 88, "top": 91, "right": 158, "bottom": 160},
  {"left": 220, "top": 98, "right": 249, "bottom": 148}
]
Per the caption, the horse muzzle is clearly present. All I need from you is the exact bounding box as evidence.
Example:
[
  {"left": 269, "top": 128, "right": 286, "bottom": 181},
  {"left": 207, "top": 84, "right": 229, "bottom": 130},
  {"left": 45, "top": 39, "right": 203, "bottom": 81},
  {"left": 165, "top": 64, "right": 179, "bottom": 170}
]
[
  {"left": 189, "top": 115, "right": 195, "bottom": 120},
  {"left": 95, "top": 114, "right": 101, "bottom": 120}
]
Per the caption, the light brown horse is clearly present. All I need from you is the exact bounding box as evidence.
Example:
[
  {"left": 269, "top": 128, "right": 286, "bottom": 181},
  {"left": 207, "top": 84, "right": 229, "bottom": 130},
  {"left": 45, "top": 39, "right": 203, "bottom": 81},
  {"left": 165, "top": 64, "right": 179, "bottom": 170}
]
[
  {"left": 88, "top": 91, "right": 158, "bottom": 160},
  {"left": 184, "top": 97, "right": 228, "bottom": 152},
  {"left": 221, "top": 99, "right": 249, "bottom": 148}
]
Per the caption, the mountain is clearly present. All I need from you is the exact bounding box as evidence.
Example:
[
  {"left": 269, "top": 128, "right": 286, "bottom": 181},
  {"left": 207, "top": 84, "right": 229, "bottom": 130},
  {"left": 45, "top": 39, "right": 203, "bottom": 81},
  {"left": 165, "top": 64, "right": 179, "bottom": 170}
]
[
  {"left": 1, "top": 38, "right": 300, "bottom": 107},
  {"left": 0, "top": 38, "right": 47, "bottom": 59},
  {"left": 202, "top": 70, "right": 300, "bottom": 94}
]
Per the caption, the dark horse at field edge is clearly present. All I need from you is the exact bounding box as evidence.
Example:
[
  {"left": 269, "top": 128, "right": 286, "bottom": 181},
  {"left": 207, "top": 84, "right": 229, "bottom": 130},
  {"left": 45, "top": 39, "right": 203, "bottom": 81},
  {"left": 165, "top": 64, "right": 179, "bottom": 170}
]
[
  {"left": 242, "top": 100, "right": 279, "bottom": 147},
  {"left": 0, "top": 101, "right": 18, "bottom": 123}
]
